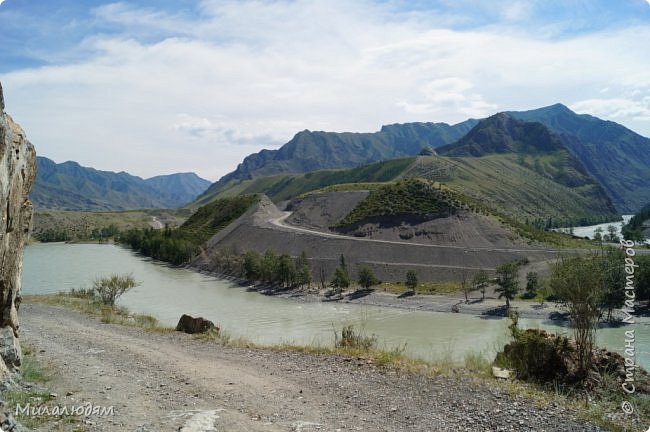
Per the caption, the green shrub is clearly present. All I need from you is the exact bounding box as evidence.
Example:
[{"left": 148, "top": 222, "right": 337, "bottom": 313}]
[
  {"left": 93, "top": 273, "right": 139, "bottom": 306},
  {"left": 495, "top": 328, "right": 572, "bottom": 382},
  {"left": 334, "top": 325, "right": 377, "bottom": 351}
]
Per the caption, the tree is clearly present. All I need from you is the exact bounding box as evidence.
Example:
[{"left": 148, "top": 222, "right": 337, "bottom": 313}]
[
  {"left": 405, "top": 270, "right": 418, "bottom": 292},
  {"left": 472, "top": 270, "right": 490, "bottom": 301},
  {"left": 637, "top": 255, "right": 650, "bottom": 302},
  {"left": 330, "top": 255, "right": 351, "bottom": 292},
  {"left": 604, "top": 224, "right": 619, "bottom": 242},
  {"left": 277, "top": 254, "right": 296, "bottom": 287},
  {"left": 295, "top": 251, "right": 312, "bottom": 289},
  {"left": 599, "top": 247, "right": 626, "bottom": 321},
  {"left": 93, "top": 273, "right": 139, "bottom": 307},
  {"left": 242, "top": 250, "right": 261, "bottom": 281},
  {"left": 358, "top": 265, "right": 380, "bottom": 289},
  {"left": 550, "top": 254, "right": 604, "bottom": 378},
  {"left": 260, "top": 249, "right": 279, "bottom": 283},
  {"left": 460, "top": 271, "right": 471, "bottom": 303},
  {"left": 330, "top": 267, "right": 350, "bottom": 291},
  {"left": 495, "top": 262, "right": 520, "bottom": 313},
  {"left": 593, "top": 227, "right": 604, "bottom": 243},
  {"left": 524, "top": 271, "right": 539, "bottom": 298}
]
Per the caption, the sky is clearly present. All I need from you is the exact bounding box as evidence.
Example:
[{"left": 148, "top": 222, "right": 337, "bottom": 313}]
[{"left": 1, "top": 1, "right": 649, "bottom": 181}]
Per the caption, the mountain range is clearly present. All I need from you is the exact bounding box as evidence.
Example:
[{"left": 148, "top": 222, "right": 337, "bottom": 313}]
[
  {"left": 197, "top": 104, "right": 650, "bottom": 213},
  {"left": 196, "top": 113, "right": 619, "bottom": 227},
  {"left": 199, "top": 119, "right": 479, "bottom": 200},
  {"left": 31, "top": 157, "right": 211, "bottom": 211}
]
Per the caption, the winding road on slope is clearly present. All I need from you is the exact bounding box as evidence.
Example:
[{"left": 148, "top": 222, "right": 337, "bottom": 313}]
[{"left": 269, "top": 212, "right": 564, "bottom": 254}]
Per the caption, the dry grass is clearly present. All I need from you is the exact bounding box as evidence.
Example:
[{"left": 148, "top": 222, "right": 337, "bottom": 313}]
[{"left": 380, "top": 280, "right": 462, "bottom": 295}]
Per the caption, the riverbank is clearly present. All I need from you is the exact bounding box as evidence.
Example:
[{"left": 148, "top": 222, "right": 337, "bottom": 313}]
[
  {"left": 199, "top": 269, "right": 569, "bottom": 321},
  {"left": 16, "top": 301, "right": 611, "bottom": 431}
]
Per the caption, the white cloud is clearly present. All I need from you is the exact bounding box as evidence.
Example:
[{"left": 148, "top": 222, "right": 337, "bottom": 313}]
[
  {"left": 2, "top": 0, "right": 649, "bottom": 180},
  {"left": 571, "top": 97, "right": 650, "bottom": 122}
]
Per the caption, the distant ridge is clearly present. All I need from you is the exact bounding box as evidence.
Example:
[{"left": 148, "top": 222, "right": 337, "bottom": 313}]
[
  {"left": 31, "top": 156, "right": 211, "bottom": 211},
  {"left": 199, "top": 104, "right": 650, "bottom": 213},
  {"left": 197, "top": 119, "right": 479, "bottom": 201},
  {"left": 509, "top": 103, "right": 650, "bottom": 213}
]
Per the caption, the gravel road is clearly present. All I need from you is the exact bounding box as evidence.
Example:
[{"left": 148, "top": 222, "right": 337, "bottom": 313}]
[{"left": 19, "top": 303, "right": 605, "bottom": 431}]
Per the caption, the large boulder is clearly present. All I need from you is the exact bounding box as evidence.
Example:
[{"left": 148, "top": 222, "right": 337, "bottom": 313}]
[
  {"left": 0, "top": 82, "right": 37, "bottom": 372},
  {"left": 175, "top": 314, "right": 217, "bottom": 334}
]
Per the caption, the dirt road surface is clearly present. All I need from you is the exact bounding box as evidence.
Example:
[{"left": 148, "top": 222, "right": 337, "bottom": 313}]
[{"left": 20, "top": 303, "right": 604, "bottom": 431}]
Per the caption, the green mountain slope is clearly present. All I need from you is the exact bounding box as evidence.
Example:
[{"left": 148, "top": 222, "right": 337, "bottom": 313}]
[
  {"left": 425, "top": 114, "right": 618, "bottom": 225},
  {"left": 201, "top": 104, "right": 649, "bottom": 213},
  {"left": 335, "top": 178, "right": 456, "bottom": 228},
  {"left": 509, "top": 104, "right": 650, "bottom": 212},
  {"left": 197, "top": 120, "right": 478, "bottom": 201},
  {"left": 32, "top": 157, "right": 211, "bottom": 211},
  {"left": 119, "top": 194, "right": 260, "bottom": 264},
  {"left": 205, "top": 115, "right": 618, "bottom": 228},
  {"left": 193, "top": 158, "right": 415, "bottom": 206}
]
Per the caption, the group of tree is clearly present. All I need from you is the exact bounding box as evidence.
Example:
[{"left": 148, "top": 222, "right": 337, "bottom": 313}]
[
  {"left": 622, "top": 203, "right": 650, "bottom": 242},
  {"left": 118, "top": 227, "right": 197, "bottom": 265},
  {"left": 548, "top": 250, "right": 627, "bottom": 378},
  {"left": 35, "top": 224, "right": 120, "bottom": 243},
  {"left": 460, "top": 270, "right": 492, "bottom": 302},
  {"left": 328, "top": 255, "right": 383, "bottom": 293},
  {"left": 593, "top": 225, "right": 620, "bottom": 243},
  {"left": 235, "top": 249, "right": 312, "bottom": 289}
]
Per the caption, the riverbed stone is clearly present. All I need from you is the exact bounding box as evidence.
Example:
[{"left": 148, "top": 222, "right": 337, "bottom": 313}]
[{"left": 0, "top": 81, "right": 37, "bottom": 370}]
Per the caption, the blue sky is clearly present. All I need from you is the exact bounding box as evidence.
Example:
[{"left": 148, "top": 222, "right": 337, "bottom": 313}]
[{"left": 1, "top": 0, "right": 649, "bottom": 180}]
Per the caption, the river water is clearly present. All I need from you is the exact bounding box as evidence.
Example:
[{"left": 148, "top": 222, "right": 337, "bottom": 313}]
[{"left": 22, "top": 243, "right": 650, "bottom": 368}]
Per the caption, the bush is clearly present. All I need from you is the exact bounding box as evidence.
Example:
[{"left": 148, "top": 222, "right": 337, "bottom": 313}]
[
  {"left": 93, "top": 273, "right": 139, "bottom": 307},
  {"left": 495, "top": 328, "right": 572, "bottom": 382},
  {"left": 334, "top": 325, "right": 377, "bottom": 351},
  {"left": 357, "top": 265, "right": 380, "bottom": 289}
]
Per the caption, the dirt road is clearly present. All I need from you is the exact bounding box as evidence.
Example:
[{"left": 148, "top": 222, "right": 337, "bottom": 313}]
[{"left": 20, "top": 303, "right": 604, "bottom": 431}]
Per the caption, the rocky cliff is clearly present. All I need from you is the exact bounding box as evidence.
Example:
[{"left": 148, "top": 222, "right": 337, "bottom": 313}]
[{"left": 0, "top": 82, "right": 37, "bottom": 374}]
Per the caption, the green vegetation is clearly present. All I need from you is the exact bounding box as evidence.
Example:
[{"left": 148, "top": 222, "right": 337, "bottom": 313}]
[
  {"left": 495, "top": 313, "right": 572, "bottom": 382},
  {"left": 380, "top": 280, "right": 462, "bottom": 295},
  {"left": 335, "top": 325, "right": 377, "bottom": 350},
  {"left": 33, "top": 208, "right": 191, "bottom": 243},
  {"left": 4, "top": 344, "right": 85, "bottom": 430},
  {"left": 330, "top": 255, "right": 351, "bottom": 292},
  {"left": 195, "top": 157, "right": 416, "bottom": 205},
  {"left": 523, "top": 271, "right": 539, "bottom": 299},
  {"left": 210, "top": 247, "right": 313, "bottom": 290},
  {"left": 495, "top": 262, "right": 520, "bottom": 312},
  {"left": 550, "top": 252, "right": 617, "bottom": 376},
  {"left": 495, "top": 313, "right": 650, "bottom": 431},
  {"left": 510, "top": 103, "right": 650, "bottom": 213},
  {"left": 335, "top": 178, "right": 457, "bottom": 228},
  {"left": 118, "top": 195, "right": 260, "bottom": 264},
  {"left": 405, "top": 270, "right": 418, "bottom": 292},
  {"left": 623, "top": 203, "right": 650, "bottom": 242},
  {"left": 197, "top": 119, "right": 477, "bottom": 204},
  {"left": 472, "top": 270, "right": 491, "bottom": 301},
  {"left": 24, "top": 292, "right": 170, "bottom": 332},
  {"left": 357, "top": 265, "right": 380, "bottom": 289},
  {"left": 405, "top": 154, "right": 618, "bottom": 229},
  {"left": 93, "top": 273, "right": 139, "bottom": 306}
]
